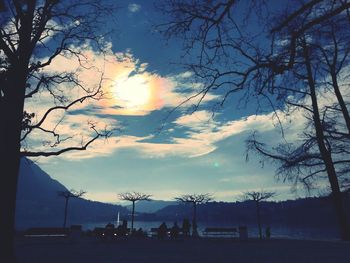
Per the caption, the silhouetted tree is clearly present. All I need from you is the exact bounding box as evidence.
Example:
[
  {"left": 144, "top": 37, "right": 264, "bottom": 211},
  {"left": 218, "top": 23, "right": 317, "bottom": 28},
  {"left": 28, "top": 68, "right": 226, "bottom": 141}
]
[
  {"left": 246, "top": 15, "right": 350, "bottom": 240},
  {"left": 118, "top": 192, "right": 152, "bottom": 234},
  {"left": 0, "top": 0, "right": 5, "bottom": 12},
  {"left": 157, "top": 0, "right": 350, "bottom": 240},
  {"left": 57, "top": 189, "right": 86, "bottom": 228},
  {"left": 242, "top": 191, "right": 275, "bottom": 239},
  {"left": 175, "top": 193, "right": 213, "bottom": 237},
  {"left": 0, "top": 1, "right": 116, "bottom": 260}
]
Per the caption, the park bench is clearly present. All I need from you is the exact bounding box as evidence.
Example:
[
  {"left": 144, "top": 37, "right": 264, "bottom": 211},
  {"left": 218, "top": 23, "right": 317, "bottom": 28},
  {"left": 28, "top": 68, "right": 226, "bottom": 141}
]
[
  {"left": 93, "top": 227, "right": 130, "bottom": 238},
  {"left": 149, "top": 227, "right": 184, "bottom": 238},
  {"left": 149, "top": 228, "right": 159, "bottom": 237},
  {"left": 24, "top": 227, "right": 70, "bottom": 237},
  {"left": 202, "top": 227, "right": 237, "bottom": 238}
]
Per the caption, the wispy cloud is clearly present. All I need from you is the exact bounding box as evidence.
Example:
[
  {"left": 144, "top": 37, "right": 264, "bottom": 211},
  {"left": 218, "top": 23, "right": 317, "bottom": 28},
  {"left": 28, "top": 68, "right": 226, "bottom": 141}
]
[
  {"left": 128, "top": 3, "right": 141, "bottom": 13},
  {"left": 55, "top": 110, "right": 282, "bottom": 160}
]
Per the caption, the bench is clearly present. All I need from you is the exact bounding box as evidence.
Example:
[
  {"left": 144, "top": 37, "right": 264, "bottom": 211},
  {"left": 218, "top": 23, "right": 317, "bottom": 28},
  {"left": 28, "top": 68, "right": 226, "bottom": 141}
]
[
  {"left": 202, "top": 227, "right": 237, "bottom": 238},
  {"left": 24, "top": 227, "right": 70, "bottom": 237},
  {"left": 149, "top": 227, "right": 184, "bottom": 238},
  {"left": 149, "top": 228, "right": 159, "bottom": 237},
  {"left": 93, "top": 227, "right": 130, "bottom": 238}
]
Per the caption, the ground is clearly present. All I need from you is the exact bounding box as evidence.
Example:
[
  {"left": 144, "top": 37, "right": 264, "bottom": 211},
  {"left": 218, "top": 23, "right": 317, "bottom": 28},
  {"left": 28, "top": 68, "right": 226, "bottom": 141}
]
[{"left": 15, "top": 237, "right": 350, "bottom": 263}]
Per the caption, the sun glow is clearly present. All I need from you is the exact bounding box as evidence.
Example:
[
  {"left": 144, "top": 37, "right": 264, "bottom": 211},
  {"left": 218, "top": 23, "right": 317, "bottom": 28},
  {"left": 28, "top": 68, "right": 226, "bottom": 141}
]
[{"left": 114, "top": 75, "right": 151, "bottom": 109}]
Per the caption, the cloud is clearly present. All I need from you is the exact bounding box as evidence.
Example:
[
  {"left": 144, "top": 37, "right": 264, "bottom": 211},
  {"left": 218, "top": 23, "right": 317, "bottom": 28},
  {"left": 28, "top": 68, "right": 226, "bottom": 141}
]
[
  {"left": 30, "top": 103, "right": 296, "bottom": 161},
  {"left": 174, "top": 110, "right": 217, "bottom": 129},
  {"left": 169, "top": 110, "right": 281, "bottom": 156},
  {"left": 24, "top": 39, "right": 314, "bottom": 162},
  {"left": 53, "top": 134, "right": 213, "bottom": 160},
  {"left": 34, "top": 41, "right": 218, "bottom": 117},
  {"left": 100, "top": 68, "right": 219, "bottom": 116},
  {"left": 128, "top": 3, "right": 141, "bottom": 13},
  {"left": 24, "top": 40, "right": 222, "bottom": 158},
  {"left": 50, "top": 110, "right": 283, "bottom": 161}
]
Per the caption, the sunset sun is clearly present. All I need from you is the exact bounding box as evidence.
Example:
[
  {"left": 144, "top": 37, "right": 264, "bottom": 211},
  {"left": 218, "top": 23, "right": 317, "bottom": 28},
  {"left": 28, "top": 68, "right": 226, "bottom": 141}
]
[{"left": 114, "top": 75, "right": 151, "bottom": 109}]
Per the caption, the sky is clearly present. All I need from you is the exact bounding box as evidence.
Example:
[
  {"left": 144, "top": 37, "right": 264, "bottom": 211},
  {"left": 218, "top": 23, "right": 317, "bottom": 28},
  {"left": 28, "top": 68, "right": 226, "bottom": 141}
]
[{"left": 25, "top": 0, "right": 314, "bottom": 204}]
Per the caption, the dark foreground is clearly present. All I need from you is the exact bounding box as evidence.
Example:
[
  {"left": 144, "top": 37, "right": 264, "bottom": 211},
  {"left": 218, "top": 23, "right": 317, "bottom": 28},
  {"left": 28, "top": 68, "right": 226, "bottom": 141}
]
[{"left": 15, "top": 237, "right": 350, "bottom": 263}]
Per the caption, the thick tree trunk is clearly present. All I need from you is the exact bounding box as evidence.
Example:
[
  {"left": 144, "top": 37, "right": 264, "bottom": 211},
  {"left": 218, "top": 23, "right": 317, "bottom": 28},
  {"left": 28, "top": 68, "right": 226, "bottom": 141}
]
[
  {"left": 0, "top": 142, "right": 21, "bottom": 263},
  {"left": 304, "top": 45, "right": 350, "bottom": 240},
  {"left": 0, "top": 70, "right": 27, "bottom": 262}
]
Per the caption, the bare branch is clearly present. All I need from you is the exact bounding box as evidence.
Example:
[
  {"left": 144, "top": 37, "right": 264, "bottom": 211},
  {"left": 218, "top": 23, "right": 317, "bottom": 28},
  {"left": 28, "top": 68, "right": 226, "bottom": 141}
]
[
  {"left": 118, "top": 192, "right": 152, "bottom": 202},
  {"left": 242, "top": 190, "right": 276, "bottom": 202},
  {"left": 57, "top": 189, "right": 86, "bottom": 199},
  {"left": 175, "top": 193, "right": 213, "bottom": 204},
  {"left": 20, "top": 123, "right": 112, "bottom": 157}
]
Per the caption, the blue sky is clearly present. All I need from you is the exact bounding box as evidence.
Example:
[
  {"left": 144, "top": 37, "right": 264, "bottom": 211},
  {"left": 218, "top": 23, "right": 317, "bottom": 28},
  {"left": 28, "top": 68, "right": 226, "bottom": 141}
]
[{"left": 26, "top": 0, "right": 311, "bottom": 203}]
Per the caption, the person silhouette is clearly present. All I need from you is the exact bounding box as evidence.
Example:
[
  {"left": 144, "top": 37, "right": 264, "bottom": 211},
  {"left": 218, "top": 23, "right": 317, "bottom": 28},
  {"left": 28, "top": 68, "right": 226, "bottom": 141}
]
[
  {"left": 119, "top": 219, "right": 128, "bottom": 237},
  {"left": 170, "top": 222, "right": 180, "bottom": 239},
  {"left": 265, "top": 226, "right": 271, "bottom": 239},
  {"left": 136, "top": 228, "right": 144, "bottom": 237},
  {"left": 182, "top": 218, "right": 191, "bottom": 237},
  {"left": 105, "top": 222, "right": 115, "bottom": 239},
  {"left": 158, "top": 222, "right": 167, "bottom": 239}
]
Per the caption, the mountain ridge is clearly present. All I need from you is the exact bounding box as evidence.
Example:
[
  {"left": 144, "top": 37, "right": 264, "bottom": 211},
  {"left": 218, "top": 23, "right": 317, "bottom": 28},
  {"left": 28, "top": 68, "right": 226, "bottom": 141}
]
[
  {"left": 16, "top": 158, "right": 128, "bottom": 229},
  {"left": 125, "top": 200, "right": 177, "bottom": 213},
  {"left": 15, "top": 158, "right": 350, "bottom": 234}
]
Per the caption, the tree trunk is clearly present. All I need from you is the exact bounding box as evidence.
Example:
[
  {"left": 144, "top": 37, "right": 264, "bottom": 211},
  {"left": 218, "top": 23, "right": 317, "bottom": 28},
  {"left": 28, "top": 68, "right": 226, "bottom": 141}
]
[
  {"left": 63, "top": 198, "right": 69, "bottom": 228},
  {"left": 330, "top": 68, "right": 350, "bottom": 135},
  {"left": 304, "top": 45, "right": 350, "bottom": 240},
  {"left": 131, "top": 201, "right": 135, "bottom": 234},
  {"left": 256, "top": 201, "right": 262, "bottom": 239},
  {"left": 192, "top": 203, "right": 198, "bottom": 237},
  {"left": 0, "top": 141, "right": 21, "bottom": 263},
  {"left": 0, "top": 70, "right": 27, "bottom": 262}
]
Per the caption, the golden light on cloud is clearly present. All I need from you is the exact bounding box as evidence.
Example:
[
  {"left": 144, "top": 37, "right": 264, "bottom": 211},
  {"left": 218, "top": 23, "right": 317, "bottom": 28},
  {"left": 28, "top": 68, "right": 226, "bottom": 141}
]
[
  {"left": 39, "top": 42, "right": 210, "bottom": 117},
  {"left": 102, "top": 71, "right": 174, "bottom": 116},
  {"left": 113, "top": 75, "right": 151, "bottom": 109}
]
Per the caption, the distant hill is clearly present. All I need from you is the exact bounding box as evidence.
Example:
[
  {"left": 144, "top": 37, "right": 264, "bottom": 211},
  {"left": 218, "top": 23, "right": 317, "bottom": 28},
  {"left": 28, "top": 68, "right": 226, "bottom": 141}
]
[
  {"left": 125, "top": 200, "right": 177, "bottom": 213},
  {"left": 16, "top": 158, "right": 128, "bottom": 229},
  {"left": 143, "top": 197, "right": 350, "bottom": 228}
]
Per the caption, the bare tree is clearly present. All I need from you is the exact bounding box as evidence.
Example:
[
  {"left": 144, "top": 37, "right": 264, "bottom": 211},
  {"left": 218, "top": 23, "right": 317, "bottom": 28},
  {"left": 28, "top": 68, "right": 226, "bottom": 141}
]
[
  {"left": 0, "top": 1, "right": 116, "bottom": 260},
  {"left": 57, "top": 189, "right": 86, "bottom": 228},
  {"left": 175, "top": 193, "right": 213, "bottom": 237},
  {"left": 246, "top": 10, "right": 350, "bottom": 240},
  {"left": 242, "top": 190, "right": 275, "bottom": 239},
  {"left": 157, "top": 0, "right": 350, "bottom": 240},
  {"left": 118, "top": 192, "right": 152, "bottom": 234}
]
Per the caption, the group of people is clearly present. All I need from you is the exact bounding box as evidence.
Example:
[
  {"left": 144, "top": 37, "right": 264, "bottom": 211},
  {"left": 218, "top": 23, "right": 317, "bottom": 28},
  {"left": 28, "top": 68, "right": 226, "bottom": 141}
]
[
  {"left": 104, "top": 220, "right": 128, "bottom": 238},
  {"left": 105, "top": 219, "right": 272, "bottom": 239},
  {"left": 104, "top": 220, "right": 147, "bottom": 238},
  {"left": 103, "top": 218, "right": 193, "bottom": 239},
  {"left": 157, "top": 218, "right": 192, "bottom": 239}
]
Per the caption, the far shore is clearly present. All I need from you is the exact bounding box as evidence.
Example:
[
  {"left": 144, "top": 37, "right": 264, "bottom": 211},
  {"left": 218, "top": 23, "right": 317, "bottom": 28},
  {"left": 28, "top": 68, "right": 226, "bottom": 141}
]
[{"left": 15, "top": 236, "right": 350, "bottom": 263}]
